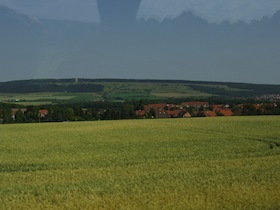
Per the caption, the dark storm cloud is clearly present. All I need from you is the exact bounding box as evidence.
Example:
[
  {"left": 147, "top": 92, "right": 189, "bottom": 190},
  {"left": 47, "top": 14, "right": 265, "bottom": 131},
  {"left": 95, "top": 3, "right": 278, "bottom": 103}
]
[
  {"left": 138, "top": 0, "right": 280, "bottom": 23},
  {"left": 0, "top": 0, "right": 280, "bottom": 84},
  {"left": 97, "top": 0, "right": 141, "bottom": 24}
]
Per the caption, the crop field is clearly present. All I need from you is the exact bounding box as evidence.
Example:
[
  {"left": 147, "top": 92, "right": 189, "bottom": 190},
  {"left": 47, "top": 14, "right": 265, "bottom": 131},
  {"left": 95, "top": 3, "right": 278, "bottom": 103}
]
[
  {"left": 0, "top": 92, "right": 102, "bottom": 105},
  {"left": 0, "top": 81, "right": 217, "bottom": 105},
  {"left": 97, "top": 82, "right": 213, "bottom": 101},
  {"left": 1, "top": 116, "right": 280, "bottom": 209}
]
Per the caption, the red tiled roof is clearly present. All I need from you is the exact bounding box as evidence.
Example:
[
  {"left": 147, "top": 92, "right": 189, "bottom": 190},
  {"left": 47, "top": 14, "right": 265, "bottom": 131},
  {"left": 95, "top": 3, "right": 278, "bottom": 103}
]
[
  {"left": 167, "top": 110, "right": 184, "bottom": 117},
  {"left": 144, "top": 103, "right": 167, "bottom": 111},
  {"left": 11, "top": 108, "right": 27, "bottom": 116},
  {"left": 135, "top": 110, "right": 146, "bottom": 117},
  {"left": 253, "top": 104, "right": 262, "bottom": 110},
  {"left": 212, "top": 104, "right": 224, "bottom": 111},
  {"left": 218, "top": 109, "right": 233, "bottom": 116},
  {"left": 203, "top": 111, "right": 217, "bottom": 117},
  {"left": 181, "top": 101, "right": 209, "bottom": 107},
  {"left": 39, "top": 109, "right": 48, "bottom": 115}
]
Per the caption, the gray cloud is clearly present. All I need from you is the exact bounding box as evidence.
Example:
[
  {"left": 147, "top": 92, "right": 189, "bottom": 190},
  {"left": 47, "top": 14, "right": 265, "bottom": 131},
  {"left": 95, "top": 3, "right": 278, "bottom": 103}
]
[
  {"left": 0, "top": 0, "right": 100, "bottom": 22},
  {"left": 138, "top": 0, "right": 280, "bottom": 23}
]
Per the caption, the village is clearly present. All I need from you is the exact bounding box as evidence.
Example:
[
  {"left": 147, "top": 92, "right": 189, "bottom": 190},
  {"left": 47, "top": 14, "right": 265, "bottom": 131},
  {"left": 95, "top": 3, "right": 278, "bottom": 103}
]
[
  {"left": 0, "top": 100, "right": 279, "bottom": 124},
  {"left": 135, "top": 101, "right": 279, "bottom": 119}
]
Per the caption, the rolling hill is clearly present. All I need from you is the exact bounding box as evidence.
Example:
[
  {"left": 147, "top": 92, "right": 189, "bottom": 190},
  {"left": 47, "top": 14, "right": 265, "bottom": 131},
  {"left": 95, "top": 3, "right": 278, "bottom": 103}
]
[{"left": 0, "top": 79, "right": 279, "bottom": 105}]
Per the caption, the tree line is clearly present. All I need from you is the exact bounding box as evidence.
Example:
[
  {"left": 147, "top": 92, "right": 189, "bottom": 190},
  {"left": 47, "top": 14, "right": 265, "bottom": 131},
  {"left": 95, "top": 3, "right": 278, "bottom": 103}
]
[
  {"left": 1, "top": 99, "right": 280, "bottom": 124},
  {"left": 0, "top": 101, "right": 140, "bottom": 124}
]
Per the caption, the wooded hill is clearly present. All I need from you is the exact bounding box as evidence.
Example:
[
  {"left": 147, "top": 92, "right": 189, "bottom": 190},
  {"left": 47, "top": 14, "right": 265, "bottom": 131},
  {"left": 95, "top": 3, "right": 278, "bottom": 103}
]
[{"left": 0, "top": 79, "right": 279, "bottom": 103}]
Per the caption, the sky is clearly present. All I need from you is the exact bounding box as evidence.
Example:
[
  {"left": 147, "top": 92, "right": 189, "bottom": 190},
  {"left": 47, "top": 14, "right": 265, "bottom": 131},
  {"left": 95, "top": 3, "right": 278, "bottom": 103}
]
[
  {"left": 138, "top": 0, "right": 280, "bottom": 23},
  {"left": 0, "top": 0, "right": 280, "bottom": 84}
]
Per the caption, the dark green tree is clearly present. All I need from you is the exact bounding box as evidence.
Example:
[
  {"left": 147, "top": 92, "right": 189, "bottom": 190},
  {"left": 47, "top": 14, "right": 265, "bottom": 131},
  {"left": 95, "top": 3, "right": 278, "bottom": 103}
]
[
  {"left": 15, "top": 110, "right": 25, "bottom": 123},
  {"left": 2, "top": 108, "right": 13, "bottom": 123}
]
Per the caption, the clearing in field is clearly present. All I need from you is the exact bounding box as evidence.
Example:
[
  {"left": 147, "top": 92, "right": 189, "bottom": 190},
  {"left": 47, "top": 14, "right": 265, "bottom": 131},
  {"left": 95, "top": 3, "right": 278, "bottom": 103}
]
[{"left": 0, "top": 116, "right": 280, "bottom": 209}]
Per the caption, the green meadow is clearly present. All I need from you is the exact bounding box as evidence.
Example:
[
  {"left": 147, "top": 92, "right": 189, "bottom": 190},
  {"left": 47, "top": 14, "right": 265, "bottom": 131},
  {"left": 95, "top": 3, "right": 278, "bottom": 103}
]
[
  {"left": 1, "top": 116, "right": 280, "bottom": 209},
  {"left": 0, "top": 81, "right": 215, "bottom": 105},
  {"left": 0, "top": 92, "right": 103, "bottom": 105}
]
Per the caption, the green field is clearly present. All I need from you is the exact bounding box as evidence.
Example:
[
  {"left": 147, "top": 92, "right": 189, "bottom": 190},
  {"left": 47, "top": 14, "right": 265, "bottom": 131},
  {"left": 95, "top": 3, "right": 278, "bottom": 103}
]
[
  {"left": 0, "top": 82, "right": 212, "bottom": 105},
  {"left": 1, "top": 117, "right": 280, "bottom": 209},
  {"left": 97, "top": 82, "right": 213, "bottom": 101},
  {"left": 0, "top": 92, "right": 103, "bottom": 105},
  {"left": 2, "top": 78, "right": 280, "bottom": 105},
  {"left": 0, "top": 80, "right": 245, "bottom": 105}
]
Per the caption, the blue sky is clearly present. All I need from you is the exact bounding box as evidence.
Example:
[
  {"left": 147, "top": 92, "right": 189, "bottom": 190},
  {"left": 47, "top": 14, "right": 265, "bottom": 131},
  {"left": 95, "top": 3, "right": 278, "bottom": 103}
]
[{"left": 0, "top": 0, "right": 280, "bottom": 84}]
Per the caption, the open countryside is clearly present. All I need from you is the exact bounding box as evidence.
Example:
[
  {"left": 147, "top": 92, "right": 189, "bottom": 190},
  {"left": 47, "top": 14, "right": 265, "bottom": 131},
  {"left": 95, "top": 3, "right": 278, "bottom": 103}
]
[
  {"left": 1, "top": 117, "right": 280, "bottom": 209},
  {"left": 1, "top": 79, "right": 280, "bottom": 124},
  {"left": 1, "top": 1, "right": 280, "bottom": 209},
  {"left": 1, "top": 79, "right": 280, "bottom": 105}
]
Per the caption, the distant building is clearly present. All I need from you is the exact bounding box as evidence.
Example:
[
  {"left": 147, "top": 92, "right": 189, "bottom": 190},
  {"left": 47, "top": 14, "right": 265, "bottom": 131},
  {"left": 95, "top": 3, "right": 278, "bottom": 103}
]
[
  {"left": 202, "top": 111, "right": 217, "bottom": 117},
  {"left": 8, "top": 99, "right": 20, "bottom": 102},
  {"left": 39, "top": 109, "right": 48, "bottom": 118},
  {"left": 181, "top": 101, "right": 209, "bottom": 108},
  {"left": 144, "top": 103, "right": 167, "bottom": 112},
  {"left": 11, "top": 108, "right": 27, "bottom": 120},
  {"left": 217, "top": 109, "right": 233, "bottom": 116},
  {"left": 167, "top": 110, "right": 186, "bottom": 118},
  {"left": 135, "top": 110, "right": 146, "bottom": 118},
  {"left": 212, "top": 104, "right": 224, "bottom": 112},
  {"left": 155, "top": 110, "right": 169, "bottom": 118},
  {"left": 183, "top": 112, "right": 192, "bottom": 118}
]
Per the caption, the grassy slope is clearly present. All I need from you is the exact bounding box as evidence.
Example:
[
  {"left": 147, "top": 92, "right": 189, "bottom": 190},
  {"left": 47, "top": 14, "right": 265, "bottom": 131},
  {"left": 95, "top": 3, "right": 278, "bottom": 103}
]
[
  {"left": 0, "top": 92, "right": 103, "bottom": 105},
  {"left": 97, "top": 82, "right": 212, "bottom": 100},
  {"left": 0, "top": 116, "right": 280, "bottom": 209},
  {"left": 2, "top": 78, "right": 279, "bottom": 104}
]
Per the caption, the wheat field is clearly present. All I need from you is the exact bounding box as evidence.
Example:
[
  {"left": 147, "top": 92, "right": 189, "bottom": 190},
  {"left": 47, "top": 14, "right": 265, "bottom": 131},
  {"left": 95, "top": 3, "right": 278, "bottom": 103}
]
[{"left": 1, "top": 116, "right": 280, "bottom": 209}]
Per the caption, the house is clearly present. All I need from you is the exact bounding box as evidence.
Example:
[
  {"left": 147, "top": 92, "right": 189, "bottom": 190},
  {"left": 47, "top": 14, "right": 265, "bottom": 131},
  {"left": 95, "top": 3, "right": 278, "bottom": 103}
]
[
  {"left": 181, "top": 101, "right": 209, "bottom": 108},
  {"left": 39, "top": 109, "right": 48, "bottom": 118},
  {"left": 11, "top": 108, "right": 27, "bottom": 120},
  {"left": 202, "top": 111, "right": 217, "bottom": 117},
  {"left": 253, "top": 104, "right": 263, "bottom": 110},
  {"left": 166, "top": 104, "right": 180, "bottom": 109},
  {"left": 155, "top": 110, "right": 169, "bottom": 118},
  {"left": 183, "top": 112, "right": 192, "bottom": 118},
  {"left": 167, "top": 110, "right": 185, "bottom": 118},
  {"left": 144, "top": 103, "right": 167, "bottom": 111},
  {"left": 217, "top": 109, "right": 233, "bottom": 116},
  {"left": 135, "top": 110, "right": 146, "bottom": 118},
  {"left": 212, "top": 104, "right": 224, "bottom": 112}
]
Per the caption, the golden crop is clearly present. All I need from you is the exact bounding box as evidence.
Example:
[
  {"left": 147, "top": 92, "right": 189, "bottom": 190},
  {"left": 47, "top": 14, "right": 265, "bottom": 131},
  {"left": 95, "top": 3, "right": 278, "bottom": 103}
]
[{"left": 1, "top": 116, "right": 280, "bottom": 209}]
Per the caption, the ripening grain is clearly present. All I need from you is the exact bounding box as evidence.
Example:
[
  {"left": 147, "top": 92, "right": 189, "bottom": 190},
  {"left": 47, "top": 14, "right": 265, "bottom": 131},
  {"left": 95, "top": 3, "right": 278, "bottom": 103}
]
[{"left": 0, "top": 116, "right": 280, "bottom": 209}]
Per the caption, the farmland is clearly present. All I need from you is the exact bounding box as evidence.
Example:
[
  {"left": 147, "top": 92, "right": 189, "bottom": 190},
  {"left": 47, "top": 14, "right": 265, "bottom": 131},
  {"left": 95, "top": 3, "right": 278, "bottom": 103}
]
[
  {"left": 0, "top": 92, "right": 103, "bottom": 106},
  {"left": 1, "top": 116, "right": 280, "bottom": 209},
  {"left": 1, "top": 79, "right": 280, "bottom": 105},
  {"left": 0, "top": 81, "right": 212, "bottom": 105}
]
